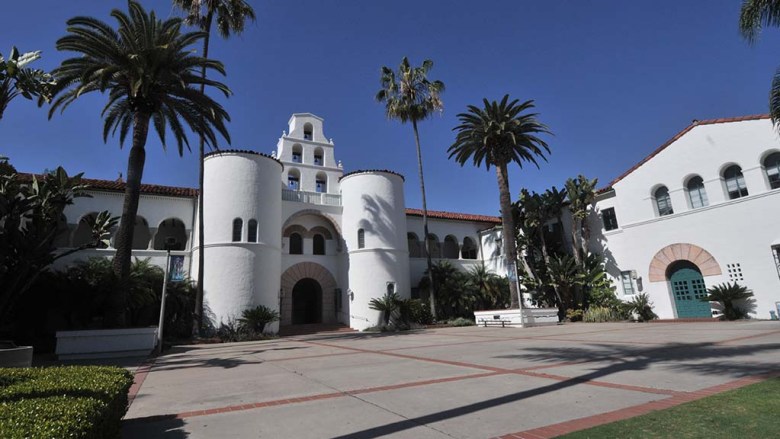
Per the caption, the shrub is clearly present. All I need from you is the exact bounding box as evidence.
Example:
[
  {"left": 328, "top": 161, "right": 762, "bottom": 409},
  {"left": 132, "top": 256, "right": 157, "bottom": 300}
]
[
  {"left": 369, "top": 292, "right": 400, "bottom": 325},
  {"left": 626, "top": 293, "right": 658, "bottom": 322},
  {"left": 0, "top": 366, "right": 133, "bottom": 439},
  {"left": 447, "top": 317, "right": 475, "bottom": 327},
  {"left": 238, "top": 305, "right": 280, "bottom": 333},
  {"left": 399, "top": 299, "right": 433, "bottom": 325},
  {"left": 566, "top": 308, "right": 584, "bottom": 322},
  {"left": 583, "top": 306, "right": 623, "bottom": 323},
  {"left": 701, "top": 282, "right": 754, "bottom": 321},
  {"left": 215, "top": 318, "right": 273, "bottom": 343}
]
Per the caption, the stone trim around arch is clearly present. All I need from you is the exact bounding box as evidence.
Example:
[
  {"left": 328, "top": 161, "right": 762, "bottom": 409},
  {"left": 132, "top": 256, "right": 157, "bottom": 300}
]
[
  {"left": 648, "top": 243, "right": 722, "bottom": 282},
  {"left": 280, "top": 262, "right": 338, "bottom": 325}
]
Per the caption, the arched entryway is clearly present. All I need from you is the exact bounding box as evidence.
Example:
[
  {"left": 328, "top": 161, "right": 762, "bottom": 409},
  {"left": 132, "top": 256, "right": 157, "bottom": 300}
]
[
  {"left": 292, "top": 278, "right": 323, "bottom": 324},
  {"left": 667, "top": 261, "right": 711, "bottom": 318},
  {"left": 280, "top": 262, "right": 338, "bottom": 326}
]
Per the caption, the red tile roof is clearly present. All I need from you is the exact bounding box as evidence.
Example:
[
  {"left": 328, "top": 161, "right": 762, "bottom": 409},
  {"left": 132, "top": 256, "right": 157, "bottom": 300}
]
[
  {"left": 16, "top": 173, "right": 199, "bottom": 198},
  {"left": 405, "top": 208, "right": 501, "bottom": 224},
  {"left": 599, "top": 114, "right": 771, "bottom": 193}
]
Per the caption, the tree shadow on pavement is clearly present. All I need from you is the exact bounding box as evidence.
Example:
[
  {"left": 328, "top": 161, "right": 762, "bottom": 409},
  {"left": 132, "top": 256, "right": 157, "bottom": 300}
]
[
  {"left": 330, "top": 341, "right": 780, "bottom": 439},
  {"left": 123, "top": 415, "right": 189, "bottom": 439}
]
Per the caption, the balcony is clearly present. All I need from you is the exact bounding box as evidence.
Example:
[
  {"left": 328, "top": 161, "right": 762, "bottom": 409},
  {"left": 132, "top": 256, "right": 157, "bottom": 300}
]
[{"left": 282, "top": 188, "right": 341, "bottom": 206}]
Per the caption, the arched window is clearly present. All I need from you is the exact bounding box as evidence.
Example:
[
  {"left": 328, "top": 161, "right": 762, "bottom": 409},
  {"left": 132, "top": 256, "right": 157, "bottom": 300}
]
[
  {"left": 291, "top": 144, "right": 302, "bottom": 163},
  {"left": 73, "top": 213, "right": 108, "bottom": 248},
  {"left": 461, "top": 237, "right": 477, "bottom": 259},
  {"left": 357, "top": 229, "right": 365, "bottom": 249},
  {"left": 53, "top": 215, "right": 70, "bottom": 248},
  {"left": 764, "top": 152, "right": 780, "bottom": 189},
  {"left": 443, "top": 235, "right": 459, "bottom": 259},
  {"left": 132, "top": 216, "right": 151, "bottom": 249},
  {"left": 313, "top": 147, "right": 324, "bottom": 166},
  {"left": 315, "top": 172, "right": 327, "bottom": 193},
  {"left": 248, "top": 219, "right": 258, "bottom": 243},
  {"left": 303, "top": 123, "right": 313, "bottom": 140},
  {"left": 723, "top": 165, "right": 748, "bottom": 199},
  {"left": 232, "top": 218, "right": 243, "bottom": 242},
  {"left": 289, "top": 232, "right": 303, "bottom": 254},
  {"left": 426, "top": 234, "right": 441, "bottom": 258},
  {"left": 407, "top": 233, "right": 421, "bottom": 258},
  {"left": 154, "top": 218, "right": 187, "bottom": 250},
  {"left": 686, "top": 176, "right": 708, "bottom": 208},
  {"left": 654, "top": 186, "right": 673, "bottom": 216},
  {"left": 287, "top": 168, "right": 300, "bottom": 191},
  {"left": 313, "top": 234, "right": 325, "bottom": 255}
]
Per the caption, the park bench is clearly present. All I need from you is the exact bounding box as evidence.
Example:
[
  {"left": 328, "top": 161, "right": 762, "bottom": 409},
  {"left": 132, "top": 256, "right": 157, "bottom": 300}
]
[{"left": 477, "top": 316, "right": 512, "bottom": 327}]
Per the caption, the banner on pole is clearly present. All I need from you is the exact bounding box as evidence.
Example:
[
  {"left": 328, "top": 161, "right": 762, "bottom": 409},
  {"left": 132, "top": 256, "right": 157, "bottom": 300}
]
[{"left": 169, "top": 255, "right": 186, "bottom": 282}]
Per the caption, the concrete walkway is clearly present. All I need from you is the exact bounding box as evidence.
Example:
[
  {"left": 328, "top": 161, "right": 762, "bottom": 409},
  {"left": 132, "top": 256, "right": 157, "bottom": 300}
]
[{"left": 122, "top": 321, "right": 779, "bottom": 438}]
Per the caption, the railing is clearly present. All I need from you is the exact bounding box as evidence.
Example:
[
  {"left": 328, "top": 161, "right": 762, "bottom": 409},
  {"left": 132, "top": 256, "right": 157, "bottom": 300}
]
[{"left": 282, "top": 188, "right": 341, "bottom": 206}]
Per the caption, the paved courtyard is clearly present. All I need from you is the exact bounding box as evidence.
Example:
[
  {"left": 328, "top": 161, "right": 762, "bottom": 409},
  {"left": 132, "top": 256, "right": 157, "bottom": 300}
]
[{"left": 122, "top": 321, "right": 779, "bottom": 438}]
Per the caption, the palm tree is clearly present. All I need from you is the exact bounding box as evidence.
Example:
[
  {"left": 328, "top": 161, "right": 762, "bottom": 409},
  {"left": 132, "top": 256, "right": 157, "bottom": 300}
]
[
  {"left": 740, "top": 1, "right": 780, "bottom": 126},
  {"left": 466, "top": 263, "right": 508, "bottom": 310},
  {"left": 564, "top": 175, "right": 598, "bottom": 263},
  {"left": 173, "top": 0, "right": 255, "bottom": 333},
  {"left": 48, "top": 1, "right": 231, "bottom": 326},
  {"left": 376, "top": 57, "right": 444, "bottom": 319},
  {"left": 369, "top": 292, "right": 401, "bottom": 326},
  {"left": 449, "top": 95, "right": 551, "bottom": 309},
  {"left": 701, "top": 282, "right": 754, "bottom": 320},
  {"left": 542, "top": 186, "right": 567, "bottom": 251},
  {"left": 0, "top": 47, "right": 54, "bottom": 120}
]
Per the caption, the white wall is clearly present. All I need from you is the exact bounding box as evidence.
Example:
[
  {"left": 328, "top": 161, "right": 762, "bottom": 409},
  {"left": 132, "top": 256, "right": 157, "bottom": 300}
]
[{"left": 593, "top": 118, "right": 780, "bottom": 319}]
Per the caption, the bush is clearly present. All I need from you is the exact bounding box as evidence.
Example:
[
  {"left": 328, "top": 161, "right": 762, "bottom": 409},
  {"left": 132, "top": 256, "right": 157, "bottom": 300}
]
[
  {"left": 447, "top": 317, "right": 475, "bottom": 327},
  {"left": 238, "top": 305, "right": 280, "bottom": 333},
  {"left": 701, "top": 282, "right": 754, "bottom": 321},
  {"left": 215, "top": 318, "right": 275, "bottom": 343},
  {"left": 566, "top": 308, "right": 584, "bottom": 322},
  {"left": 402, "top": 299, "right": 433, "bottom": 325},
  {"left": 0, "top": 366, "right": 133, "bottom": 439},
  {"left": 626, "top": 293, "right": 658, "bottom": 322},
  {"left": 583, "top": 306, "right": 623, "bottom": 323}
]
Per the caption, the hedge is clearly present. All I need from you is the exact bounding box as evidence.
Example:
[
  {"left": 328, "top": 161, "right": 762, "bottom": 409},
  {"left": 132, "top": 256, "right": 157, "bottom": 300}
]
[{"left": 0, "top": 366, "right": 134, "bottom": 439}]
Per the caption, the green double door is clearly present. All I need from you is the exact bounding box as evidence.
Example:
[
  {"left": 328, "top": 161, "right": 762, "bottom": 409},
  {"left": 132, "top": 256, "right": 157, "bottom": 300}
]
[{"left": 670, "top": 266, "right": 712, "bottom": 318}]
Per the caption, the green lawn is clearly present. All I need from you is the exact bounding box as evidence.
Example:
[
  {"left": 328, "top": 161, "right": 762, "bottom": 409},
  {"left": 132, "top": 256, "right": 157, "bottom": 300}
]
[{"left": 560, "top": 378, "right": 779, "bottom": 439}]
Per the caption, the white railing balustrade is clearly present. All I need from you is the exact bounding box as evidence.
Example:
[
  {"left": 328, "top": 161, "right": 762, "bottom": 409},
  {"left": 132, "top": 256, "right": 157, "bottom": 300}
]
[{"left": 282, "top": 189, "right": 341, "bottom": 206}]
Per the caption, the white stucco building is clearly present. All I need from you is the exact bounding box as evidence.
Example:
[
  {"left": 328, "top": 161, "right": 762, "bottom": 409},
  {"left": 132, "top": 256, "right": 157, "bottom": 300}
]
[
  {"left": 49, "top": 113, "right": 780, "bottom": 329},
  {"left": 53, "top": 114, "right": 503, "bottom": 331},
  {"left": 590, "top": 115, "right": 780, "bottom": 320}
]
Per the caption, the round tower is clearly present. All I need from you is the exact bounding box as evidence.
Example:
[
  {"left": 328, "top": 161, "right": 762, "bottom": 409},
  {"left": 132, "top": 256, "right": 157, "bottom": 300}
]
[
  {"left": 340, "top": 170, "right": 410, "bottom": 330},
  {"left": 199, "top": 150, "right": 283, "bottom": 332}
]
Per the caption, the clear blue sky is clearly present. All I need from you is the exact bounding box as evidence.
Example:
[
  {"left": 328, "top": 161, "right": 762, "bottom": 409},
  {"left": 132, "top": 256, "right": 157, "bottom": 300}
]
[{"left": 2, "top": 0, "right": 779, "bottom": 216}]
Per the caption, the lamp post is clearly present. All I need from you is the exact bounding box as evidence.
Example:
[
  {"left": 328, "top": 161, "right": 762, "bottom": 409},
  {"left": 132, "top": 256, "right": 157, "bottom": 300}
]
[{"left": 156, "top": 238, "right": 176, "bottom": 355}]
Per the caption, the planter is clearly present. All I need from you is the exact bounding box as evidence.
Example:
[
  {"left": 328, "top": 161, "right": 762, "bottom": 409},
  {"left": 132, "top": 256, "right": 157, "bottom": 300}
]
[
  {"left": 55, "top": 327, "right": 158, "bottom": 360},
  {"left": 474, "top": 308, "right": 559, "bottom": 327},
  {"left": 0, "top": 342, "right": 33, "bottom": 368}
]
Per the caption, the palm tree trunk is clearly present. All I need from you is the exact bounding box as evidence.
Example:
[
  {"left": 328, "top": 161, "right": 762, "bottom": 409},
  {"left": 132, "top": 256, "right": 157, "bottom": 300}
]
[
  {"left": 570, "top": 217, "right": 582, "bottom": 265},
  {"left": 412, "top": 119, "right": 437, "bottom": 320},
  {"left": 495, "top": 164, "right": 521, "bottom": 309},
  {"left": 108, "top": 112, "right": 150, "bottom": 328},
  {"left": 194, "top": 11, "right": 214, "bottom": 334}
]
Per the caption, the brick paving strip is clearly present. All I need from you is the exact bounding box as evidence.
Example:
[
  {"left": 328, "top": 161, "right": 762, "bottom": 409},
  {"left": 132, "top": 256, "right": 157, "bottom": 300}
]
[{"left": 123, "top": 326, "right": 780, "bottom": 433}]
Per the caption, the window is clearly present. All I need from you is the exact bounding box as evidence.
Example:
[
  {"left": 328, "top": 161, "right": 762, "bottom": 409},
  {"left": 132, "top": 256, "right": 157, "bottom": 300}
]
[
  {"left": 314, "top": 147, "right": 324, "bottom": 166},
  {"left": 686, "top": 176, "right": 709, "bottom": 208},
  {"left": 773, "top": 245, "right": 780, "bottom": 279},
  {"left": 723, "top": 165, "right": 748, "bottom": 199},
  {"left": 232, "top": 218, "right": 243, "bottom": 242},
  {"left": 292, "top": 144, "right": 302, "bottom": 163},
  {"left": 387, "top": 282, "right": 396, "bottom": 295},
  {"left": 461, "top": 237, "right": 477, "bottom": 259},
  {"left": 303, "top": 123, "right": 313, "bottom": 140},
  {"left": 764, "top": 152, "right": 780, "bottom": 190},
  {"left": 654, "top": 186, "right": 673, "bottom": 216},
  {"left": 248, "top": 219, "right": 258, "bottom": 243},
  {"left": 313, "top": 234, "right": 325, "bottom": 255},
  {"left": 726, "top": 263, "right": 744, "bottom": 282},
  {"left": 443, "top": 235, "right": 459, "bottom": 259},
  {"left": 620, "top": 271, "right": 635, "bottom": 295},
  {"left": 288, "top": 169, "right": 300, "bottom": 190},
  {"left": 426, "top": 234, "right": 441, "bottom": 258},
  {"left": 407, "top": 233, "right": 421, "bottom": 258},
  {"left": 601, "top": 207, "right": 619, "bottom": 231},
  {"left": 289, "top": 232, "right": 303, "bottom": 254},
  {"left": 357, "top": 229, "right": 365, "bottom": 249},
  {"left": 316, "top": 173, "right": 327, "bottom": 193}
]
